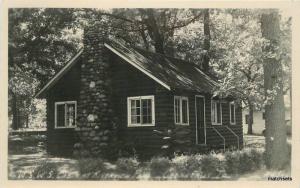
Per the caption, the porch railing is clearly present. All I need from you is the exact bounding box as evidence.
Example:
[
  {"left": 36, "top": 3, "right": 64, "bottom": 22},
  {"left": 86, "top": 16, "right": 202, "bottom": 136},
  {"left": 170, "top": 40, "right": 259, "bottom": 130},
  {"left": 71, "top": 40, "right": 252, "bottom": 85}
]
[
  {"left": 225, "top": 126, "right": 240, "bottom": 149},
  {"left": 212, "top": 127, "right": 226, "bottom": 151}
]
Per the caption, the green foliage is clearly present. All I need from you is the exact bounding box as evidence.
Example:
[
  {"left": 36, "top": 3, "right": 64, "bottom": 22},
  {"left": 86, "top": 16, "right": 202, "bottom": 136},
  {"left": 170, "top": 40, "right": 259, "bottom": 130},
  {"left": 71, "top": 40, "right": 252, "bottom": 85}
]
[
  {"left": 32, "top": 162, "right": 58, "bottom": 180},
  {"left": 224, "top": 151, "right": 240, "bottom": 175},
  {"left": 115, "top": 157, "right": 139, "bottom": 178},
  {"left": 12, "top": 148, "right": 270, "bottom": 180},
  {"left": 225, "top": 148, "right": 264, "bottom": 175},
  {"left": 249, "top": 148, "right": 264, "bottom": 170},
  {"left": 8, "top": 8, "right": 81, "bottom": 129},
  {"left": 153, "top": 127, "right": 192, "bottom": 158},
  {"left": 8, "top": 134, "right": 46, "bottom": 154},
  {"left": 172, "top": 155, "right": 202, "bottom": 179},
  {"left": 9, "top": 9, "right": 291, "bottom": 130},
  {"left": 149, "top": 157, "right": 172, "bottom": 178},
  {"left": 9, "top": 170, "right": 32, "bottom": 180},
  {"left": 78, "top": 158, "right": 107, "bottom": 180},
  {"left": 200, "top": 154, "right": 224, "bottom": 178},
  {"left": 239, "top": 151, "right": 254, "bottom": 173}
]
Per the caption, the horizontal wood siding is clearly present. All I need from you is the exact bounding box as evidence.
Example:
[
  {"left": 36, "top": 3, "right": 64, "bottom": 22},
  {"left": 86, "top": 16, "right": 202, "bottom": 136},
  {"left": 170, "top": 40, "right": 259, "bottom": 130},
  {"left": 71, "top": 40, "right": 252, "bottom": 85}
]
[
  {"left": 46, "top": 59, "right": 82, "bottom": 156},
  {"left": 206, "top": 100, "right": 243, "bottom": 149},
  {"left": 171, "top": 91, "right": 212, "bottom": 145},
  {"left": 172, "top": 90, "right": 243, "bottom": 149},
  {"left": 44, "top": 50, "right": 244, "bottom": 156},
  {"left": 110, "top": 54, "right": 171, "bottom": 151}
]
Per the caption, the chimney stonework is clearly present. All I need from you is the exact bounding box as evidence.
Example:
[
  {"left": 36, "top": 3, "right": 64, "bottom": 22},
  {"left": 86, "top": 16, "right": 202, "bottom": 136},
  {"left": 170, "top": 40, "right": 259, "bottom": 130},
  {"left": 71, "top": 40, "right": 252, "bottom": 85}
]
[{"left": 73, "top": 22, "right": 117, "bottom": 158}]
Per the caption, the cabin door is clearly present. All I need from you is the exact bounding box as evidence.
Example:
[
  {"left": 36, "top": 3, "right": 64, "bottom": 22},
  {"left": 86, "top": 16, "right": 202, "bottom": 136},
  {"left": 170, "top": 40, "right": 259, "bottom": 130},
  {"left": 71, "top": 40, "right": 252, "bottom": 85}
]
[{"left": 195, "top": 96, "right": 206, "bottom": 145}]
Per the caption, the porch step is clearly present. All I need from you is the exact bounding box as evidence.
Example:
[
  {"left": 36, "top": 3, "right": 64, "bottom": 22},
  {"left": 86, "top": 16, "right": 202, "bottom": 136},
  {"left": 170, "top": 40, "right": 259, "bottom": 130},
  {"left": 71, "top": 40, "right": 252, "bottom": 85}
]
[{"left": 206, "top": 126, "right": 241, "bottom": 149}]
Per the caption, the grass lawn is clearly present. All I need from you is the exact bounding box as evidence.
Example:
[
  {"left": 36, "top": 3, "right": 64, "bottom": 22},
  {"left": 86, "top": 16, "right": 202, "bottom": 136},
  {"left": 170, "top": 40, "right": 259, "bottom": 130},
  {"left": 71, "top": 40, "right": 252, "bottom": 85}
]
[
  {"left": 8, "top": 134, "right": 79, "bottom": 180},
  {"left": 8, "top": 151, "right": 79, "bottom": 180},
  {"left": 8, "top": 134, "right": 291, "bottom": 180}
]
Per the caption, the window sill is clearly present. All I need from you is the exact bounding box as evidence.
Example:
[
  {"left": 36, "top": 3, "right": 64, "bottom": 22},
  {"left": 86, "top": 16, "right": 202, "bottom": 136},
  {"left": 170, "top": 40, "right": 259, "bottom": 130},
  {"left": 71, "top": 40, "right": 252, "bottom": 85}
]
[
  {"left": 212, "top": 123, "right": 222, "bottom": 126},
  {"left": 127, "top": 124, "right": 155, "bottom": 127},
  {"left": 54, "top": 126, "right": 76, "bottom": 129},
  {"left": 175, "top": 123, "right": 189, "bottom": 126}
]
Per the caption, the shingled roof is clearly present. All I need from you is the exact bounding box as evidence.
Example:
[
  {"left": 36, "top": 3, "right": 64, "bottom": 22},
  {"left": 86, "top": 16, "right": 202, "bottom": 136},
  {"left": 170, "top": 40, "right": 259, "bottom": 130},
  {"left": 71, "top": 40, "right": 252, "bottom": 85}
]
[
  {"left": 105, "top": 39, "right": 218, "bottom": 92},
  {"left": 35, "top": 38, "right": 219, "bottom": 98}
]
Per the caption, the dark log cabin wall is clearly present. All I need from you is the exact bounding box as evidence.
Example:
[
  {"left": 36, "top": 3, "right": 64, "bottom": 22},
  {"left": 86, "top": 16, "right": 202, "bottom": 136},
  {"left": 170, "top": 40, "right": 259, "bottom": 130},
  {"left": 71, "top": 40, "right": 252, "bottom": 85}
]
[
  {"left": 110, "top": 53, "right": 173, "bottom": 153},
  {"left": 46, "top": 58, "right": 82, "bottom": 156},
  {"left": 45, "top": 50, "right": 243, "bottom": 156}
]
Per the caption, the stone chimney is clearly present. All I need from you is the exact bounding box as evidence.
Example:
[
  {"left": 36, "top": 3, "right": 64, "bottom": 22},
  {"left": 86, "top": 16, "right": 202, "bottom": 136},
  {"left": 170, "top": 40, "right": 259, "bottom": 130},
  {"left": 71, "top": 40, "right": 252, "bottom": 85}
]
[{"left": 74, "top": 21, "right": 117, "bottom": 158}]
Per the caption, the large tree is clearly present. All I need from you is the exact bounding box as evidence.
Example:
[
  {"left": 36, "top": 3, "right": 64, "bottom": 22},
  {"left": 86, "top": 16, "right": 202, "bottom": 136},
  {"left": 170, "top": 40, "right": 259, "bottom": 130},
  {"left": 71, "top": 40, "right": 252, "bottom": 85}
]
[
  {"left": 78, "top": 9, "right": 203, "bottom": 55},
  {"left": 209, "top": 9, "right": 290, "bottom": 136},
  {"left": 213, "top": 10, "right": 265, "bottom": 135},
  {"left": 202, "top": 8, "right": 211, "bottom": 72},
  {"left": 8, "top": 8, "right": 205, "bottom": 129},
  {"left": 261, "top": 10, "right": 288, "bottom": 169},
  {"left": 8, "top": 8, "right": 80, "bottom": 129}
]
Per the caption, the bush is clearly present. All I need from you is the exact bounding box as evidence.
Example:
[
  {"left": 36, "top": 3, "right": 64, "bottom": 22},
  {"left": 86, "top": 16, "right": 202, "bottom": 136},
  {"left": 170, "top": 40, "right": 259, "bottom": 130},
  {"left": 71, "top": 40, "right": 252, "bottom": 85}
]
[
  {"left": 32, "top": 162, "right": 58, "bottom": 180},
  {"left": 249, "top": 148, "right": 263, "bottom": 170},
  {"left": 238, "top": 151, "right": 253, "bottom": 173},
  {"left": 200, "top": 154, "right": 224, "bottom": 178},
  {"left": 115, "top": 157, "right": 139, "bottom": 179},
  {"left": 149, "top": 157, "right": 171, "bottom": 179},
  {"left": 238, "top": 148, "right": 263, "bottom": 173},
  {"left": 78, "top": 158, "right": 107, "bottom": 180},
  {"left": 224, "top": 151, "right": 240, "bottom": 175},
  {"left": 225, "top": 148, "right": 264, "bottom": 175},
  {"left": 172, "top": 155, "right": 201, "bottom": 179}
]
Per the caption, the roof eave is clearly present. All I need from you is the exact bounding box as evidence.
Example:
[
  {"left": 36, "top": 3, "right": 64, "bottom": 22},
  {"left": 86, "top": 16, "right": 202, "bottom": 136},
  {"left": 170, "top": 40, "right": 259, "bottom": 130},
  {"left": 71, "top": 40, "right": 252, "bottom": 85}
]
[
  {"left": 104, "top": 43, "right": 171, "bottom": 91},
  {"left": 34, "top": 49, "right": 84, "bottom": 99}
]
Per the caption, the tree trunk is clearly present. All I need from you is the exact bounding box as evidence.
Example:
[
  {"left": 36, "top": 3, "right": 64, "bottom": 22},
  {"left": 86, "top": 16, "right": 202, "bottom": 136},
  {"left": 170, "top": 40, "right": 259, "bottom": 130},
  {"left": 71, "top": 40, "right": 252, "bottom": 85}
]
[
  {"left": 25, "top": 114, "right": 29, "bottom": 128},
  {"left": 140, "top": 28, "right": 150, "bottom": 50},
  {"left": 139, "top": 9, "right": 165, "bottom": 54},
  {"left": 247, "top": 100, "right": 254, "bottom": 135},
  {"left": 203, "top": 9, "right": 210, "bottom": 72},
  {"left": 154, "top": 37, "right": 165, "bottom": 54},
  {"left": 165, "top": 30, "right": 175, "bottom": 57},
  {"left": 11, "top": 92, "right": 20, "bottom": 130},
  {"left": 261, "top": 11, "right": 288, "bottom": 169}
]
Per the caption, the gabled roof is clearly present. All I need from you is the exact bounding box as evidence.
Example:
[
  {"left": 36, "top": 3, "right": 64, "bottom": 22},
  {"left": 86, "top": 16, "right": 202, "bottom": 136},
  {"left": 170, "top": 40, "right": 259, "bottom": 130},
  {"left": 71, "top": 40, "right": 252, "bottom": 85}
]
[
  {"left": 35, "top": 49, "right": 83, "bottom": 98},
  {"left": 105, "top": 39, "right": 218, "bottom": 92},
  {"left": 35, "top": 38, "right": 218, "bottom": 98}
]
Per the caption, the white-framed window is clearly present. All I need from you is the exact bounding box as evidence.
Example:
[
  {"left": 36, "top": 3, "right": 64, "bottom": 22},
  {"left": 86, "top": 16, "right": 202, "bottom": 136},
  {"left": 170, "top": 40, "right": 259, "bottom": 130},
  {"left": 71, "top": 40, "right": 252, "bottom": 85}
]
[
  {"left": 174, "top": 96, "right": 189, "bottom": 125},
  {"left": 127, "top": 95, "right": 155, "bottom": 127},
  {"left": 229, "top": 101, "right": 236, "bottom": 125},
  {"left": 211, "top": 100, "right": 222, "bottom": 125},
  {"left": 55, "top": 101, "right": 77, "bottom": 128}
]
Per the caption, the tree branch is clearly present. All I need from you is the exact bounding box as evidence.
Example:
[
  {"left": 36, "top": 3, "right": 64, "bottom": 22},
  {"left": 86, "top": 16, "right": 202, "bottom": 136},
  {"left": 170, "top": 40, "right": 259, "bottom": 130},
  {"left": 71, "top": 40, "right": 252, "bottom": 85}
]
[{"left": 169, "top": 13, "right": 202, "bottom": 30}]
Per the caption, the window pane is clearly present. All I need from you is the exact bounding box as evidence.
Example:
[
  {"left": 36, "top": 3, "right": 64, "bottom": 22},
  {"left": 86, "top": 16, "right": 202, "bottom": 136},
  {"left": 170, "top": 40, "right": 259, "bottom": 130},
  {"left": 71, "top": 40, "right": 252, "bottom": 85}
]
[
  {"left": 131, "top": 100, "right": 136, "bottom": 109},
  {"left": 212, "top": 102, "right": 216, "bottom": 123},
  {"left": 175, "top": 98, "right": 180, "bottom": 123},
  {"left": 56, "top": 104, "right": 65, "bottom": 127},
  {"left": 182, "top": 99, "right": 188, "bottom": 124},
  {"left": 130, "top": 99, "right": 141, "bottom": 124},
  {"left": 66, "top": 103, "right": 76, "bottom": 127},
  {"left": 131, "top": 115, "right": 137, "bottom": 124},
  {"left": 131, "top": 115, "right": 141, "bottom": 124},
  {"left": 142, "top": 99, "right": 152, "bottom": 124},
  {"left": 217, "top": 102, "right": 221, "bottom": 123},
  {"left": 136, "top": 100, "right": 141, "bottom": 116},
  {"left": 230, "top": 104, "right": 235, "bottom": 123},
  {"left": 131, "top": 108, "right": 136, "bottom": 116}
]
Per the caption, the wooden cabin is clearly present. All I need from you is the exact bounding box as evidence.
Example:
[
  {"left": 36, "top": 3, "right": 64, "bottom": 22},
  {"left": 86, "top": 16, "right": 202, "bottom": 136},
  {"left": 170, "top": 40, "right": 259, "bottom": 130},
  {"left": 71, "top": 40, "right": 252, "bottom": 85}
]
[{"left": 35, "top": 28, "right": 243, "bottom": 157}]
